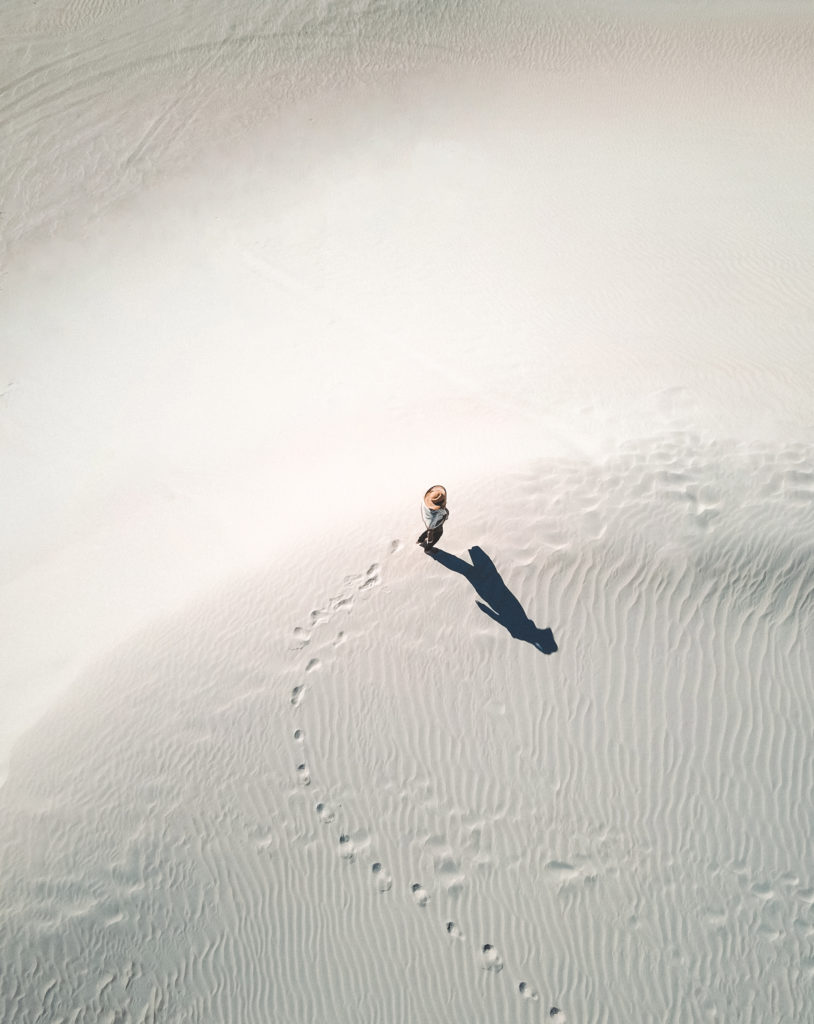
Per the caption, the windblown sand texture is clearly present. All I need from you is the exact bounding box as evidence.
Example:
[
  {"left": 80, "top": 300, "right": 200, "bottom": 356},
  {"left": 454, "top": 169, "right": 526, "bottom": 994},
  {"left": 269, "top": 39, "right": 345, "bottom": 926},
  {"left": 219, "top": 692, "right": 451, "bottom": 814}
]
[{"left": 1, "top": 0, "right": 814, "bottom": 1021}]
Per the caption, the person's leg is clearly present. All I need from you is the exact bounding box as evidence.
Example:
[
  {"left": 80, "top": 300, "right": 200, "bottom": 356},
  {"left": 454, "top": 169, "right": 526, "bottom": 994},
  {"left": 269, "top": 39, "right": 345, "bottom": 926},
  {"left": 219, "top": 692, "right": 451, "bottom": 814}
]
[{"left": 425, "top": 524, "right": 443, "bottom": 548}]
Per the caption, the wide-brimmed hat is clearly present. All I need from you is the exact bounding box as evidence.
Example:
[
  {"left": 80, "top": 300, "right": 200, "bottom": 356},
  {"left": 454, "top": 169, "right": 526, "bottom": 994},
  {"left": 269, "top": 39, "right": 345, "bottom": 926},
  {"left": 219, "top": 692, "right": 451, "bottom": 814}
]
[{"left": 424, "top": 485, "right": 447, "bottom": 510}]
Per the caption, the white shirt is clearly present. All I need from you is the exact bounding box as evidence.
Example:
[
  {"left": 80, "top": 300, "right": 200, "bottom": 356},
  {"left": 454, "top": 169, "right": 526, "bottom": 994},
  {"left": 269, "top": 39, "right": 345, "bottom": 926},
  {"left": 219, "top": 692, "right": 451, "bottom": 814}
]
[{"left": 422, "top": 503, "right": 449, "bottom": 529}]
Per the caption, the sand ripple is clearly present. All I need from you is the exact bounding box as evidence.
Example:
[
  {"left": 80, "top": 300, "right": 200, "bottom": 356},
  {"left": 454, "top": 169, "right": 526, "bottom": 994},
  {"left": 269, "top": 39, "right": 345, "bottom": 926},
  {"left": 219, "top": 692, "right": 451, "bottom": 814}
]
[{"left": 1, "top": 436, "right": 812, "bottom": 1021}]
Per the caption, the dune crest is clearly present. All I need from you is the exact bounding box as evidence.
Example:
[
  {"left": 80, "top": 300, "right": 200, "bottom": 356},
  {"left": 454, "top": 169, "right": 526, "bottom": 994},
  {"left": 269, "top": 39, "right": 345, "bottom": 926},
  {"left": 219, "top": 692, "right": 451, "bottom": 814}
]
[{"left": 2, "top": 441, "right": 813, "bottom": 1020}]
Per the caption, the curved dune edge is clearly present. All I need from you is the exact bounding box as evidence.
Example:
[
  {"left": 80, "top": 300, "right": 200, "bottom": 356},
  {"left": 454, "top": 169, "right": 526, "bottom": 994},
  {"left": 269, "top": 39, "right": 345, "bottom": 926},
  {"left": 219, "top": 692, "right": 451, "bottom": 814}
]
[
  {"left": 1, "top": 438, "right": 812, "bottom": 1022},
  {"left": 2, "top": 2, "right": 814, "bottom": 1017},
  {"left": 4, "top": 0, "right": 813, "bottom": 257}
]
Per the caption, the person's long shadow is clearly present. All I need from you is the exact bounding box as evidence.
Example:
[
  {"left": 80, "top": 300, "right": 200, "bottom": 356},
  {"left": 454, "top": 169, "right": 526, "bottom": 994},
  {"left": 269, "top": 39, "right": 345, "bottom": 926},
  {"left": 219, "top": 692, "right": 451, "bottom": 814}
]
[{"left": 427, "top": 546, "right": 558, "bottom": 654}]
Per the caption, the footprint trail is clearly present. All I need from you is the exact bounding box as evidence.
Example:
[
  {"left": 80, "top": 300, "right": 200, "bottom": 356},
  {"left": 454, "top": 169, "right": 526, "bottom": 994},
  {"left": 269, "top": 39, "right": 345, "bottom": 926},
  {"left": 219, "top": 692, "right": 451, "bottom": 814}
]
[{"left": 284, "top": 538, "right": 557, "bottom": 1013}]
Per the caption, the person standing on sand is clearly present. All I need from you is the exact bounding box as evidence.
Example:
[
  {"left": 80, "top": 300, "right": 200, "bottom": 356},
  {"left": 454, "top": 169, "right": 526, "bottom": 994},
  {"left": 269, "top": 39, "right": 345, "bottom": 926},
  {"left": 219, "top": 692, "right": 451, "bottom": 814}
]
[{"left": 417, "top": 485, "right": 449, "bottom": 549}]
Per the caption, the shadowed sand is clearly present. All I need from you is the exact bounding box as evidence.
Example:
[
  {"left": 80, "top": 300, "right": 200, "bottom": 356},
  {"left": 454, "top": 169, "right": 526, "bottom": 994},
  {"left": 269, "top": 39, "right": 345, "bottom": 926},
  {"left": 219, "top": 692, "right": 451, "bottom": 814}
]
[
  {"left": 428, "top": 546, "right": 558, "bottom": 654},
  {"left": 2, "top": 442, "right": 813, "bottom": 1023}
]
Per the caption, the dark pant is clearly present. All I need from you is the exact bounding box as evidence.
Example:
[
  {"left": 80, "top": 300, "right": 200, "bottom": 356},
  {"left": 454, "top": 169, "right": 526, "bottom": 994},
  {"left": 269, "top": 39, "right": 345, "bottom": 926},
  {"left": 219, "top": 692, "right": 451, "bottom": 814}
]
[{"left": 419, "top": 524, "right": 444, "bottom": 548}]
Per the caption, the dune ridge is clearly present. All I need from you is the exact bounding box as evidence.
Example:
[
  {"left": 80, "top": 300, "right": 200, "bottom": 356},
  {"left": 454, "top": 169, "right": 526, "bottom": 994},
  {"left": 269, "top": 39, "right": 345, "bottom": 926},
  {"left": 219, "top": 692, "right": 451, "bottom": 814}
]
[
  {"left": 3, "top": 0, "right": 814, "bottom": 779},
  {"left": 1, "top": 437, "right": 812, "bottom": 1021},
  {"left": 2, "top": 0, "right": 814, "bottom": 1018}
]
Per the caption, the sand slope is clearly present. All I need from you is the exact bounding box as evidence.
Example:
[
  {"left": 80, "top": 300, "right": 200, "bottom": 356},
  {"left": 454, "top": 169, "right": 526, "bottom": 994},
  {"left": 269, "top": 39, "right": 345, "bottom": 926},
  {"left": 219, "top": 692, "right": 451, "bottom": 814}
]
[
  {"left": 2, "top": 439, "right": 813, "bottom": 1021},
  {"left": 3, "top": 0, "right": 814, "bottom": 775},
  {"left": 2, "top": 0, "right": 814, "bottom": 1020}
]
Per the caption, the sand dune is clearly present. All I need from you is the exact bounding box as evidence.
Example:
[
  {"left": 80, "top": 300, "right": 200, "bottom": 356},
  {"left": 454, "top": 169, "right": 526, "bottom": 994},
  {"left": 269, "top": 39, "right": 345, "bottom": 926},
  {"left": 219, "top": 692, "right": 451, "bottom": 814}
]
[
  {"left": 2, "top": 0, "right": 814, "bottom": 1020},
  {"left": 2, "top": 440, "right": 813, "bottom": 1020}
]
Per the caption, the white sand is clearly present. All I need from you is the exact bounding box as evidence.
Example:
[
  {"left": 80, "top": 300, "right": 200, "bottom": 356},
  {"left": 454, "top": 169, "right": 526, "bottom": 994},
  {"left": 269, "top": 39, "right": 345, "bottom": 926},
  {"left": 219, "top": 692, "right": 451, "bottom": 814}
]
[{"left": 1, "top": 0, "right": 814, "bottom": 1020}]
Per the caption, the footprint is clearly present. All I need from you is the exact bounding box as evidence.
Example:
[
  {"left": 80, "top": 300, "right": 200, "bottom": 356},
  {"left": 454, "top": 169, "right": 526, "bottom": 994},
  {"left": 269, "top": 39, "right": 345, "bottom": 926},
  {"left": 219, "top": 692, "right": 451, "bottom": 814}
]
[
  {"left": 389, "top": 539, "right": 402, "bottom": 554},
  {"left": 309, "top": 609, "right": 330, "bottom": 626},
  {"left": 428, "top": 837, "right": 465, "bottom": 896},
  {"left": 293, "top": 728, "right": 305, "bottom": 742},
  {"left": 305, "top": 658, "right": 320, "bottom": 674},
  {"left": 359, "top": 564, "right": 380, "bottom": 591},
  {"left": 445, "top": 920, "right": 463, "bottom": 938},
  {"left": 519, "top": 981, "right": 538, "bottom": 1000},
  {"left": 371, "top": 863, "right": 393, "bottom": 893},
  {"left": 333, "top": 631, "right": 346, "bottom": 647},
  {"left": 545, "top": 861, "right": 578, "bottom": 878},
  {"left": 296, "top": 763, "right": 311, "bottom": 787},
  {"left": 339, "top": 834, "right": 356, "bottom": 862},
  {"left": 481, "top": 944, "right": 504, "bottom": 972},
  {"left": 315, "top": 802, "right": 335, "bottom": 824},
  {"left": 253, "top": 829, "right": 277, "bottom": 854},
  {"left": 549, "top": 1008, "right": 564, "bottom": 1018},
  {"left": 292, "top": 626, "right": 311, "bottom": 649},
  {"left": 290, "top": 685, "right": 304, "bottom": 707},
  {"left": 410, "top": 883, "right": 430, "bottom": 907}
]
